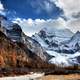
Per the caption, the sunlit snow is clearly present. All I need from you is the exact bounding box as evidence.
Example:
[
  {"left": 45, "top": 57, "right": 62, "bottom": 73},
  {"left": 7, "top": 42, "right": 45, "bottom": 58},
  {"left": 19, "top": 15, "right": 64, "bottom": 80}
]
[{"left": 47, "top": 50, "right": 80, "bottom": 67}]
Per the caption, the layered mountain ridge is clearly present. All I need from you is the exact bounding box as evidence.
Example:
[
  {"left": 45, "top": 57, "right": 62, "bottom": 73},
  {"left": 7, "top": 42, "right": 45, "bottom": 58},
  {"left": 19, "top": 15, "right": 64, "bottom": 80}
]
[
  {"left": 0, "top": 16, "right": 49, "bottom": 62},
  {"left": 0, "top": 15, "right": 56, "bottom": 71},
  {"left": 0, "top": 15, "right": 80, "bottom": 69},
  {"left": 32, "top": 27, "right": 80, "bottom": 67}
]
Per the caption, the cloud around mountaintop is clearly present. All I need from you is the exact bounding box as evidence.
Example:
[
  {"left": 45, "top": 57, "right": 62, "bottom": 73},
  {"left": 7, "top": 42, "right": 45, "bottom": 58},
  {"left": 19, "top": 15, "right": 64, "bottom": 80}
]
[
  {"left": 1, "top": 0, "right": 80, "bottom": 36},
  {"left": 12, "top": 0, "right": 80, "bottom": 36},
  {"left": 13, "top": 17, "right": 66, "bottom": 36}
]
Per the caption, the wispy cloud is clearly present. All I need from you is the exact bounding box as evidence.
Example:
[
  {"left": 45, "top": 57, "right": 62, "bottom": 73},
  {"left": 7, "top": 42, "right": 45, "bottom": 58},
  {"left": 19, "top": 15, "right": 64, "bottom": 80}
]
[
  {"left": 52, "top": 0, "right": 80, "bottom": 32},
  {"left": 12, "top": 0, "right": 80, "bottom": 36},
  {"left": 0, "top": 1, "right": 5, "bottom": 15},
  {"left": 54, "top": 0, "right": 80, "bottom": 19},
  {"left": 30, "top": 0, "right": 59, "bottom": 14},
  {"left": 13, "top": 17, "right": 66, "bottom": 36},
  {"left": 0, "top": 1, "right": 4, "bottom": 10}
]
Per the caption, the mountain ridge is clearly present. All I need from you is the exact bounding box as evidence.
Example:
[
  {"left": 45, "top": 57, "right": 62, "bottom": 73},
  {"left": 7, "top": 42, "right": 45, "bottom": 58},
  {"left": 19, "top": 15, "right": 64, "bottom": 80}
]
[
  {"left": 32, "top": 27, "right": 80, "bottom": 67},
  {"left": 0, "top": 15, "right": 80, "bottom": 68}
]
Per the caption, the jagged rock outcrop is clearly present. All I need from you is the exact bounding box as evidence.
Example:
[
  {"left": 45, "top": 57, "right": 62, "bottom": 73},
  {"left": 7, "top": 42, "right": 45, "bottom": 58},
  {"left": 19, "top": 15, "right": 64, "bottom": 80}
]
[
  {"left": 0, "top": 15, "right": 50, "bottom": 62},
  {"left": 0, "top": 31, "right": 56, "bottom": 69}
]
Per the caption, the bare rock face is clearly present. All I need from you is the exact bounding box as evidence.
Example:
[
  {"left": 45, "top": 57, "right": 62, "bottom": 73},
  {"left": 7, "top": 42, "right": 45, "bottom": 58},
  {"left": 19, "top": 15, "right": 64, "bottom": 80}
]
[
  {"left": 0, "top": 15, "right": 51, "bottom": 67},
  {"left": 0, "top": 16, "right": 49, "bottom": 62},
  {"left": 0, "top": 31, "right": 27, "bottom": 68},
  {"left": 0, "top": 30, "right": 55, "bottom": 70},
  {"left": 0, "top": 15, "right": 54, "bottom": 70},
  {"left": 0, "top": 31, "right": 35, "bottom": 68},
  {"left": 22, "top": 34, "right": 50, "bottom": 61}
]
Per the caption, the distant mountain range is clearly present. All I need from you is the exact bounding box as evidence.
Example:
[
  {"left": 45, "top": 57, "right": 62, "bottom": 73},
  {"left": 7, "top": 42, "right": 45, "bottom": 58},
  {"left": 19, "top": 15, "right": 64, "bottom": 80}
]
[
  {"left": 0, "top": 15, "right": 80, "bottom": 70},
  {"left": 32, "top": 26, "right": 80, "bottom": 67}
]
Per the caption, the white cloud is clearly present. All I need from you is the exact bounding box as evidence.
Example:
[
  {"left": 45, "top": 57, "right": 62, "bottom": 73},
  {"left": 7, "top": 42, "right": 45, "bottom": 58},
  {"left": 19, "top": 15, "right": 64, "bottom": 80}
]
[
  {"left": 66, "top": 19, "right": 80, "bottom": 33},
  {"left": 13, "top": 17, "right": 66, "bottom": 36},
  {"left": 0, "top": 1, "right": 4, "bottom": 10},
  {"left": 50, "top": 0, "right": 80, "bottom": 33},
  {"left": 54, "top": 0, "right": 80, "bottom": 18},
  {"left": 31, "top": 0, "right": 54, "bottom": 14},
  {"left": 0, "top": 1, "right": 5, "bottom": 15},
  {"left": 12, "top": 0, "right": 80, "bottom": 36},
  {"left": 13, "top": 16, "right": 80, "bottom": 36},
  {"left": 43, "top": 1, "right": 53, "bottom": 13}
]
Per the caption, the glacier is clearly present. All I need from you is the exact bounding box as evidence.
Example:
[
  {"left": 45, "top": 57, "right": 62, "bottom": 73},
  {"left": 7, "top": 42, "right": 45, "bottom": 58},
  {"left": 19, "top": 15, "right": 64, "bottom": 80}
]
[{"left": 32, "top": 27, "right": 80, "bottom": 67}]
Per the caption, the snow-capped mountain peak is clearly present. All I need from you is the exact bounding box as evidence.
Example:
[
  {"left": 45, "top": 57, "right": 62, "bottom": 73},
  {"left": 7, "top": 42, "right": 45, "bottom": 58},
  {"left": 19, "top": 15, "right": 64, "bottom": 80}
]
[
  {"left": 39, "top": 27, "right": 74, "bottom": 38},
  {"left": 32, "top": 27, "right": 80, "bottom": 67},
  {"left": 1, "top": 15, "right": 80, "bottom": 68},
  {"left": 32, "top": 27, "right": 74, "bottom": 50},
  {"left": 70, "top": 31, "right": 80, "bottom": 42}
]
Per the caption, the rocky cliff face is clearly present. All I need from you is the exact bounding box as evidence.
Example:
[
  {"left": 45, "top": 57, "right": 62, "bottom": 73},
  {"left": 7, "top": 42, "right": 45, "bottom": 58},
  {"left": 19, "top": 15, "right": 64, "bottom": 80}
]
[
  {"left": 0, "top": 31, "right": 55, "bottom": 69},
  {"left": 0, "top": 17, "right": 49, "bottom": 62},
  {"left": 0, "top": 16, "right": 54, "bottom": 69},
  {"left": 0, "top": 31, "right": 27, "bottom": 68}
]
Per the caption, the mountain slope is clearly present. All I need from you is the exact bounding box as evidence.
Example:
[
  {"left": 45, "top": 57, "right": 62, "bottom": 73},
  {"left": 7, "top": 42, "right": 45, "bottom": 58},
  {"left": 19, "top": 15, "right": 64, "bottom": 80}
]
[
  {"left": 0, "top": 16, "right": 49, "bottom": 62},
  {"left": 60, "top": 31, "right": 80, "bottom": 53},
  {"left": 0, "top": 31, "right": 28, "bottom": 68},
  {"left": 32, "top": 27, "right": 80, "bottom": 67},
  {"left": 32, "top": 27, "right": 73, "bottom": 51},
  {"left": 0, "top": 31, "right": 56, "bottom": 69},
  {"left": 0, "top": 15, "right": 54, "bottom": 69},
  {"left": 1, "top": 15, "right": 80, "bottom": 68}
]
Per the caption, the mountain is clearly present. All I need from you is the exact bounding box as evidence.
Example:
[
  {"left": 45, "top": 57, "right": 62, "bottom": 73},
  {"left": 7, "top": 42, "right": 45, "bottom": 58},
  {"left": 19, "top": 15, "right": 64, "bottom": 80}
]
[
  {"left": 0, "top": 15, "right": 55, "bottom": 70},
  {"left": 60, "top": 31, "right": 80, "bottom": 54},
  {"left": 0, "top": 16, "right": 50, "bottom": 62},
  {"left": 32, "top": 27, "right": 80, "bottom": 67},
  {"left": 67, "top": 31, "right": 80, "bottom": 48},
  {"left": 0, "top": 31, "right": 47, "bottom": 68},
  {"left": 32, "top": 27, "right": 73, "bottom": 51},
  {"left": 0, "top": 15, "right": 80, "bottom": 68},
  {"left": 0, "top": 30, "right": 30, "bottom": 68}
]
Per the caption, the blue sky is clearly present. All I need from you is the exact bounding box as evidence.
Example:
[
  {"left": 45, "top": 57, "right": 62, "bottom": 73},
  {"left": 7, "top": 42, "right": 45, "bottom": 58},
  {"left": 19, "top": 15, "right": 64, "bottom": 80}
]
[
  {"left": 1, "top": 0, "right": 63, "bottom": 19},
  {"left": 0, "top": 0, "right": 80, "bottom": 36}
]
